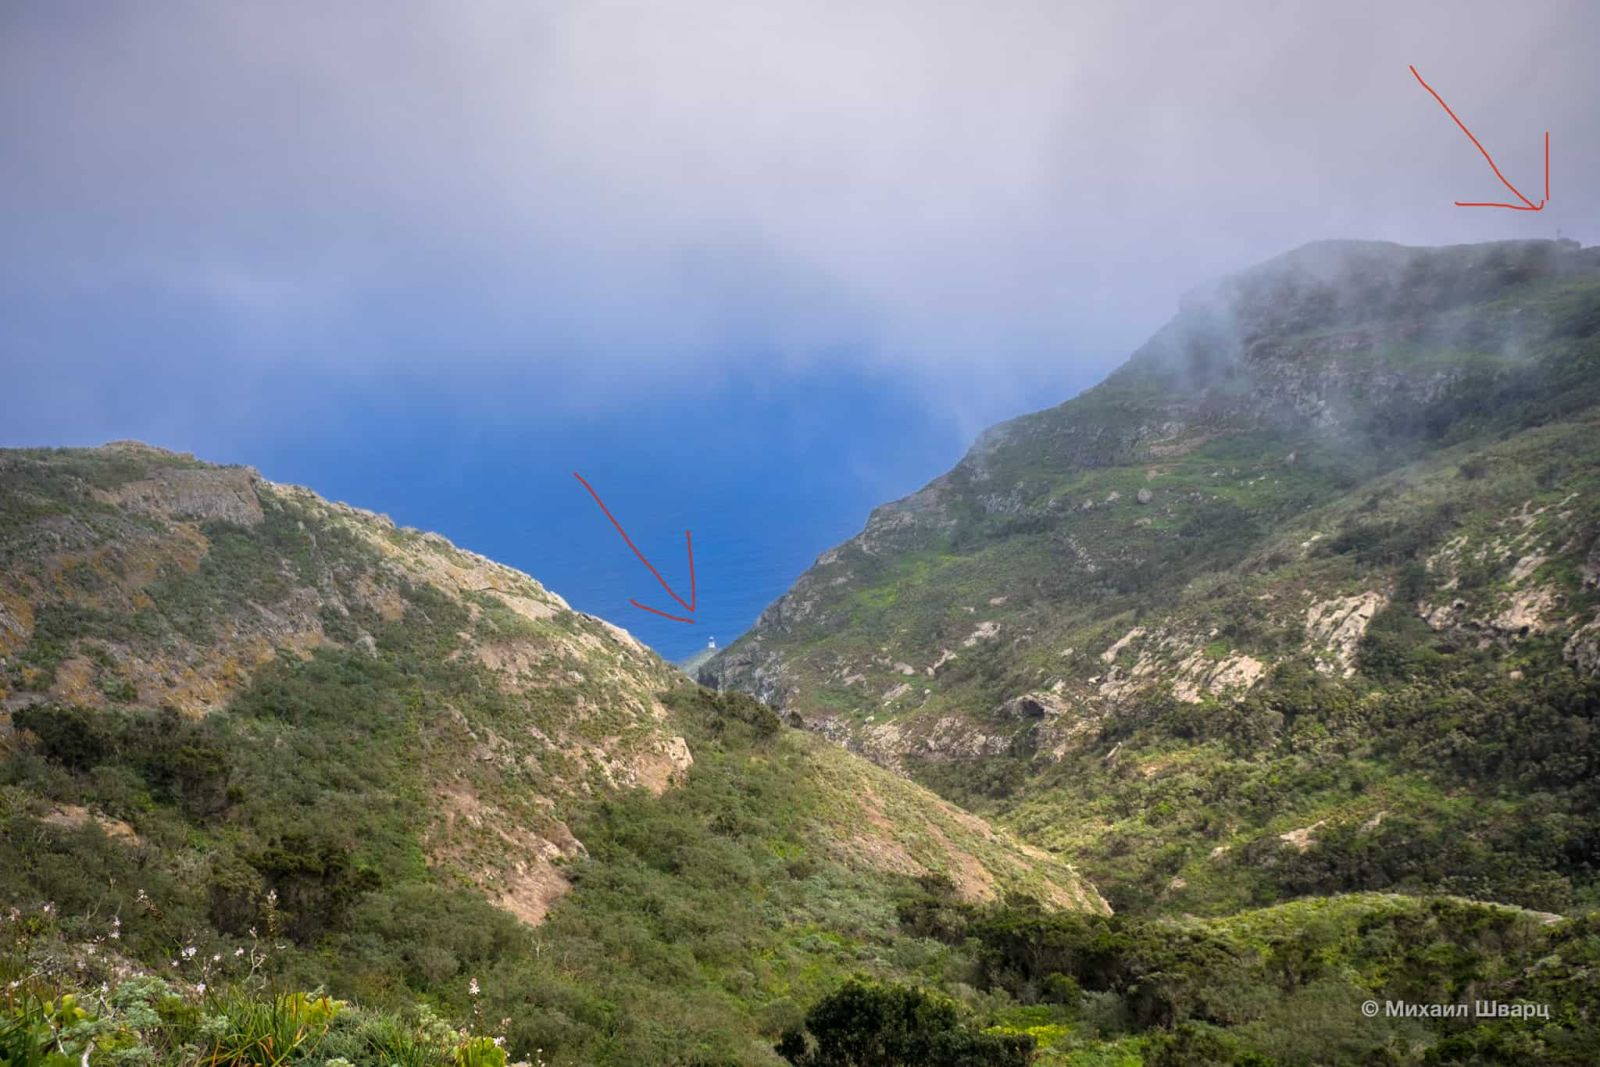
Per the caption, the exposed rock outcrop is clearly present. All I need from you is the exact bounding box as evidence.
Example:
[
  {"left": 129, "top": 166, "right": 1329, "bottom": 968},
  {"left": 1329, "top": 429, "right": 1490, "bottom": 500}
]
[
  {"left": 96, "top": 465, "right": 265, "bottom": 526},
  {"left": 1305, "top": 592, "right": 1387, "bottom": 676}
]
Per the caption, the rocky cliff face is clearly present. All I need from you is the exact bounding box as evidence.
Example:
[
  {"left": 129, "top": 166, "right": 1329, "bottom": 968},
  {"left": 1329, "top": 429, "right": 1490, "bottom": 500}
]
[{"left": 702, "top": 238, "right": 1600, "bottom": 914}]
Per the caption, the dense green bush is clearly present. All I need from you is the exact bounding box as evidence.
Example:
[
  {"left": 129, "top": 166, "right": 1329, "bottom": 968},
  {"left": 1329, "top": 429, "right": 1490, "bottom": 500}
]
[
  {"left": 775, "top": 979, "right": 1033, "bottom": 1067},
  {"left": 897, "top": 892, "right": 1600, "bottom": 1065},
  {"left": 12, "top": 704, "right": 235, "bottom": 817}
]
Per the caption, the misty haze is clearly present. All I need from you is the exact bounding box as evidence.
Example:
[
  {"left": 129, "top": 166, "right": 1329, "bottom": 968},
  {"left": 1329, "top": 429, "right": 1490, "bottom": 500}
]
[{"left": 3, "top": 3, "right": 1599, "bottom": 1065}]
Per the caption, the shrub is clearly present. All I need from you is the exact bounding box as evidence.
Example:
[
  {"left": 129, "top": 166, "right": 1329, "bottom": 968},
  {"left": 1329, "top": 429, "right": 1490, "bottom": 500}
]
[
  {"left": 12, "top": 706, "right": 111, "bottom": 773},
  {"left": 776, "top": 979, "right": 1034, "bottom": 1067}
]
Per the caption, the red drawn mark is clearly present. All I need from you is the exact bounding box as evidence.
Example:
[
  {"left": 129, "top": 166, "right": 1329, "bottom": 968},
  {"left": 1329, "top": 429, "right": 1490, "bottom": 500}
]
[
  {"left": 1410, "top": 65, "right": 1548, "bottom": 211},
  {"left": 573, "top": 471, "right": 697, "bottom": 624}
]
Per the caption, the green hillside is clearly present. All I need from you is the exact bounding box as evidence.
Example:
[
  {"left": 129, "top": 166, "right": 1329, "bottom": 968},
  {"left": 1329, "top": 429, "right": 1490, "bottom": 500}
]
[
  {"left": 697, "top": 239, "right": 1600, "bottom": 1055},
  {"left": 6, "top": 237, "right": 1600, "bottom": 1066},
  {"left": 0, "top": 443, "right": 1099, "bottom": 1066}
]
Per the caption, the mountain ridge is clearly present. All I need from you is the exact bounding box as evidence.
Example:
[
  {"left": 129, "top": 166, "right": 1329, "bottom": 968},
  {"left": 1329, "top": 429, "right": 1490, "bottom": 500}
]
[
  {"left": 6, "top": 237, "right": 1600, "bottom": 1062},
  {"left": 701, "top": 236, "right": 1600, "bottom": 919},
  {"left": 0, "top": 440, "right": 1106, "bottom": 1063}
]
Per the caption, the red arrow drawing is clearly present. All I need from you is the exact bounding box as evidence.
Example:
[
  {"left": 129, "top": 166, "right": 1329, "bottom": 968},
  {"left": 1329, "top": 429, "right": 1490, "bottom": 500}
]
[
  {"left": 573, "top": 471, "right": 697, "bottom": 624},
  {"left": 1410, "top": 65, "right": 1548, "bottom": 211}
]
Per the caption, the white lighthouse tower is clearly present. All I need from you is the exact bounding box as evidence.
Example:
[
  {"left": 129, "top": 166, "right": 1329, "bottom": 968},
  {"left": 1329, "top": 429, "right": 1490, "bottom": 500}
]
[{"left": 707, "top": 635, "right": 716, "bottom": 650}]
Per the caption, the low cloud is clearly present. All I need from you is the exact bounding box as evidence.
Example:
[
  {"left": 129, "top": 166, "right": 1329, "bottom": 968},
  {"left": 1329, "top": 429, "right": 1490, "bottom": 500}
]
[{"left": 3, "top": 0, "right": 1596, "bottom": 442}]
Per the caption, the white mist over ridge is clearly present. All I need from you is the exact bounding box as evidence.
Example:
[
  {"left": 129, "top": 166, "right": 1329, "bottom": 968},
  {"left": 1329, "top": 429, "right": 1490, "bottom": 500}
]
[{"left": 4, "top": 0, "right": 1598, "bottom": 446}]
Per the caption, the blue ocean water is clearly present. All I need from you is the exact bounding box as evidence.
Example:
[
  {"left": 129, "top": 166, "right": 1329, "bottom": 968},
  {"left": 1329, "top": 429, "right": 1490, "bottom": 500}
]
[{"left": 210, "top": 364, "right": 986, "bottom": 663}]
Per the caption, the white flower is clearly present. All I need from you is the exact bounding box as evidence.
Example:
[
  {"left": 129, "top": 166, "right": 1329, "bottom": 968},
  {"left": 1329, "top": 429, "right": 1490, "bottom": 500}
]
[
  {"left": 235, "top": 947, "right": 245, "bottom": 957},
  {"left": 195, "top": 982, "right": 206, "bottom": 995},
  {"left": 183, "top": 946, "right": 197, "bottom": 958},
  {"left": 492, "top": 1037, "right": 505, "bottom": 1048},
  {"left": 212, "top": 954, "right": 221, "bottom": 963},
  {"left": 468, "top": 978, "right": 481, "bottom": 997}
]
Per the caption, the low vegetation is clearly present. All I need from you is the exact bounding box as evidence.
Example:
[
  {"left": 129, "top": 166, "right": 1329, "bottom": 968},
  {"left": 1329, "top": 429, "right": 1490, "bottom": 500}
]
[{"left": 7, "top": 240, "right": 1600, "bottom": 1063}]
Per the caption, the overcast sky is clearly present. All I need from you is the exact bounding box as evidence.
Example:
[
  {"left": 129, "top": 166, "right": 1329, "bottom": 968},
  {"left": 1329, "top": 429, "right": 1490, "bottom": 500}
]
[{"left": 2, "top": 0, "right": 1595, "bottom": 655}]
